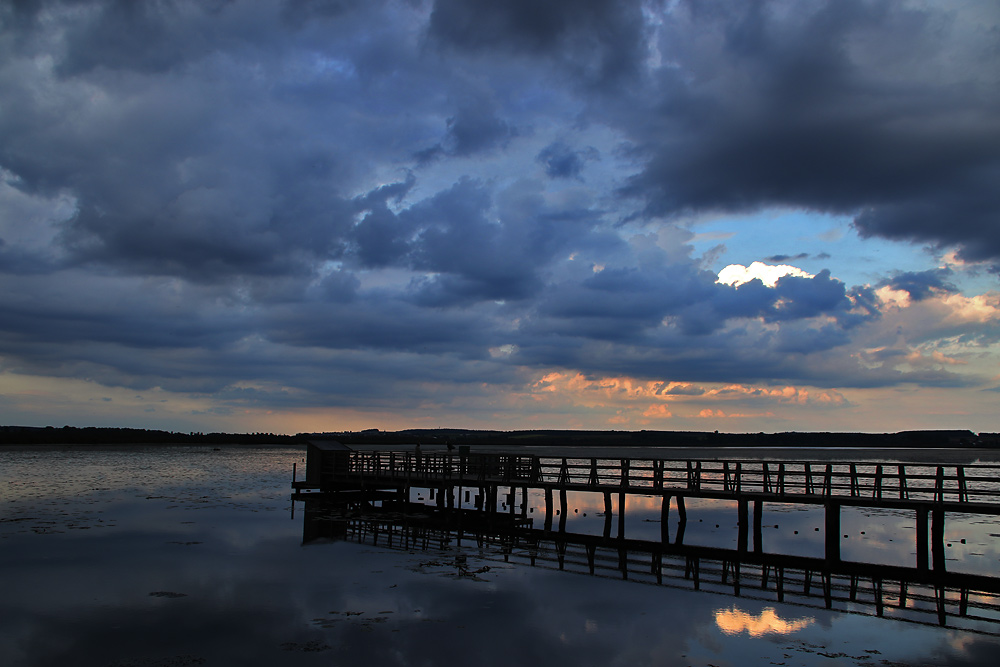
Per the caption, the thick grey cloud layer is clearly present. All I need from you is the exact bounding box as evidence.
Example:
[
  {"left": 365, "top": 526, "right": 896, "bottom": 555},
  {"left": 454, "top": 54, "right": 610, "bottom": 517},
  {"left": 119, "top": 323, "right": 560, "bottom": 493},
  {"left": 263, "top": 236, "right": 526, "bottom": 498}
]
[
  {"left": 0, "top": 0, "right": 997, "bottom": 422},
  {"left": 618, "top": 1, "right": 1000, "bottom": 264}
]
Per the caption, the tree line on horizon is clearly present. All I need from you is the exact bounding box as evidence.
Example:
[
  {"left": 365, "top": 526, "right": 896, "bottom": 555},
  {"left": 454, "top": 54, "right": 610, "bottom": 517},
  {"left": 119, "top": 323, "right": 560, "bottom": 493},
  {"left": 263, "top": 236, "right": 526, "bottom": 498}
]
[
  {"left": 0, "top": 425, "right": 299, "bottom": 446},
  {"left": 4, "top": 425, "right": 992, "bottom": 448}
]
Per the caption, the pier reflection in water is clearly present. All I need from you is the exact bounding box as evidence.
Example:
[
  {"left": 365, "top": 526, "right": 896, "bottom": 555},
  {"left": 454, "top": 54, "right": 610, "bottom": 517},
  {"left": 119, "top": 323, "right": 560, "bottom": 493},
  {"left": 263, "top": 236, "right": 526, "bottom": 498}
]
[{"left": 299, "top": 490, "right": 1000, "bottom": 637}]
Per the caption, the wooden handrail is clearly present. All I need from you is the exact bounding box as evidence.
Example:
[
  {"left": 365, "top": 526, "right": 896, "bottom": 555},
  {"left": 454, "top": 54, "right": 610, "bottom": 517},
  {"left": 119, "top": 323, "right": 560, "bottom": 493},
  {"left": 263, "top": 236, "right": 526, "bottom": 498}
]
[{"left": 321, "top": 451, "right": 1000, "bottom": 507}]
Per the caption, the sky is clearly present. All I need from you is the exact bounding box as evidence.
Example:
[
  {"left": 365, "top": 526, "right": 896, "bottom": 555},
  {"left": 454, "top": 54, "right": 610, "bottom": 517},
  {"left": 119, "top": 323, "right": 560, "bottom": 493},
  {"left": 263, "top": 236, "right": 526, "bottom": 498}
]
[{"left": 1, "top": 0, "right": 998, "bottom": 435}]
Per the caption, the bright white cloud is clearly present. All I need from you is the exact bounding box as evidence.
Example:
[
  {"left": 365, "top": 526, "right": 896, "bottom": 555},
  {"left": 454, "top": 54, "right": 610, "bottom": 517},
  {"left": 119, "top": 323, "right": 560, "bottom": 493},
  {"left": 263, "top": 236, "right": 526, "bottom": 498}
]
[{"left": 717, "top": 261, "right": 814, "bottom": 288}]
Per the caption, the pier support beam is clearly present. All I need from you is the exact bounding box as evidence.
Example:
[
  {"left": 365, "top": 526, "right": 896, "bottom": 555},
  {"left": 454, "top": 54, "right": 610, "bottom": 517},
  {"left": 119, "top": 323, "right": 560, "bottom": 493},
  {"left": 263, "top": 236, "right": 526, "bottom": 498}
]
[
  {"left": 675, "top": 496, "right": 687, "bottom": 545},
  {"left": 932, "top": 507, "right": 946, "bottom": 572},
  {"left": 618, "top": 491, "right": 627, "bottom": 539},
  {"left": 544, "top": 488, "right": 553, "bottom": 532},
  {"left": 559, "top": 489, "right": 568, "bottom": 533},
  {"left": 661, "top": 495, "right": 671, "bottom": 543},
  {"left": 753, "top": 500, "right": 763, "bottom": 554},
  {"left": 737, "top": 499, "right": 749, "bottom": 553},
  {"left": 603, "top": 492, "right": 613, "bottom": 539},
  {"left": 825, "top": 501, "right": 841, "bottom": 563},
  {"left": 916, "top": 507, "right": 929, "bottom": 571}
]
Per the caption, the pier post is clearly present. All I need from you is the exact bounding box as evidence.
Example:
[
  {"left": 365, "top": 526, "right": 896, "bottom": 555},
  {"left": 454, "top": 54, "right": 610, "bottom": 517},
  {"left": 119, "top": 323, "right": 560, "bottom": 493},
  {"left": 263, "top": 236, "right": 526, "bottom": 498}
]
[
  {"left": 932, "top": 507, "right": 946, "bottom": 572},
  {"left": 618, "top": 491, "right": 627, "bottom": 539},
  {"left": 559, "top": 488, "right": 568, "bottom": 533},
  {"left": 544, "top": 487, "right": 553, "bottom": 532},
  {"left": 737, "top": 499, "right": 749, "bottom": 553},
  {"left": 753, "top": 500, "right": 763, "bottom": 553},
  {"left": 686, "top": 556, "right": 700, "bottom": 590},
  {"left": 825, "top": 501, "right": 841, "bottom": 562},
  {"left": 675, "top": 496, "right": 687, "bottom": 545},
  {"left": 489, "top": 486, "right": 499, "bottom": 514},
  {"left": 661, "top": 495, "right": 671, "bottom": 543},
  {"left": 604, "top": 491, "right": 613, "bottom": 539},
  {"left": 916, "top": 507, "right": 929, "bottom": 570}
]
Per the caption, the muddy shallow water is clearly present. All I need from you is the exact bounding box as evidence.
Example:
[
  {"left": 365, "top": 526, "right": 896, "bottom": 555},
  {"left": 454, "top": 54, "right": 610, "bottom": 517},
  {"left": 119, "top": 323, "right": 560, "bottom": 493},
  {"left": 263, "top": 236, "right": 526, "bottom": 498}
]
[{"left": 2, "top": 445, "right": 999, "bottom": 667}]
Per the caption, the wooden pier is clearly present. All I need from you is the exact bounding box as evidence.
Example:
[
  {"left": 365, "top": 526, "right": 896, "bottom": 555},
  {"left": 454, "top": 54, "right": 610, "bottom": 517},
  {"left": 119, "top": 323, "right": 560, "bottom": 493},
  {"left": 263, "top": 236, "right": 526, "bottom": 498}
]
[{"left": 293, "top": 447, "right": 1000, "bottom": 574}]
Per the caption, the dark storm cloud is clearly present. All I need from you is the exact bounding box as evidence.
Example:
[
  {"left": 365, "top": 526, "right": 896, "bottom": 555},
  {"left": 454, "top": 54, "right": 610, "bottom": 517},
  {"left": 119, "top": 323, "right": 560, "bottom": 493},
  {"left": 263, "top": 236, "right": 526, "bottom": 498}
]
[
  {"left": 0, "top": 0, "right": 433, "bottom": 283},
  {"left": 444, "top": 100, "right": 516, "bottom": 156},
  {"left": 353, "top": 177, "right": 602, "bottom": 306},
  {"left": 616, "top": 0, "right": 1000, "bottom": 266},
  {"left": 0, "top": 276, "right": 522, "bottom": 402},
  {"left": 536, "top": 141, "right": 597, "bottom": 180},
  {"left": 523, "top": 323, "right": 973, "bottom": 390},
  {"left": 765, "top": 253, "right": 809, "bottom": 263},
  {"left": 881, "top": 268, "right": 957, "bottom": 301},
  {"left": 416, "top": 98, "right": 517, "bottom": 162},
  {"left": 55, "top": 0, "right": 220, "bottom": 76},
  {"left": 538, "top": 262, "right": 718, "bottom": 339},
  {"left": 427, "top": 0, "right": 651, "bottom": 87},
  {"left": 854, "top": 181, "right": 1000, "bottom": 265},
  {"left": 537, "top": 257, "right": 872, "bottom": 343},
  {"left": 766, "top": 271, "right": 849, "bottom": 321},
  {"left": 263, "top": 294, "right": 488, "bottom": 354},
  {"left": 281, "top": 0, "right": 369, "bottom": 27}
]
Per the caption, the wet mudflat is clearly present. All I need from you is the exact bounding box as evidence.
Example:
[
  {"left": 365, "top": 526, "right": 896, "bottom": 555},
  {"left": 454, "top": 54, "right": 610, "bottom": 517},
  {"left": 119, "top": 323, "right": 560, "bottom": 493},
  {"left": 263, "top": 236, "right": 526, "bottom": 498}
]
[{"left": 2, "top": 445, "right": 999, "bottom": 666}]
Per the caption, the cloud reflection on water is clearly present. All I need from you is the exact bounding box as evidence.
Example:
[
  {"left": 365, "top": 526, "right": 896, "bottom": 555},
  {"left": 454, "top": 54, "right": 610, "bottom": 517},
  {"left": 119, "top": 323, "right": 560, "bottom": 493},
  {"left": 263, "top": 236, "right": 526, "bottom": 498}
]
[{"left": 715, "top": 606, "right": 815, "bottom": 637}]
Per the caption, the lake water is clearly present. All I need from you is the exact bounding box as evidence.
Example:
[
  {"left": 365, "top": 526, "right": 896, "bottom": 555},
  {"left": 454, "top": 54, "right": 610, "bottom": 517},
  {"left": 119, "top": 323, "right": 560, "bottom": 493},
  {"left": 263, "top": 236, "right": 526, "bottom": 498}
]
[{"left": 2, "top": 445, "right": 1000, "bottom": 666}]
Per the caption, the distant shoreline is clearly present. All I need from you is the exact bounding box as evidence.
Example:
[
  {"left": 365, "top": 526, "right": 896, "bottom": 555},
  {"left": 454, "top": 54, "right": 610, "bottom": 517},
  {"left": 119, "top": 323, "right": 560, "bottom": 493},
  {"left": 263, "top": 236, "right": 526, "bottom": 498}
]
[
  {"left": 4, "top": 441, "right": 1000, "bottom": 465},
  {"left": 0, "top": 442, "right": 302, "bottom": 450},
  {"left": 2, "top": 425, "right": 997, "bottom": 451}
]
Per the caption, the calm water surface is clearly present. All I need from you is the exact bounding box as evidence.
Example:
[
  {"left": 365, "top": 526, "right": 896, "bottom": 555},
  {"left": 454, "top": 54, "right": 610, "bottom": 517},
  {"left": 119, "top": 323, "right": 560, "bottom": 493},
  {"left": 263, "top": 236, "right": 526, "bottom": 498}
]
[{"left": 2, "top": 445, "right": 999, "bottom": 666}]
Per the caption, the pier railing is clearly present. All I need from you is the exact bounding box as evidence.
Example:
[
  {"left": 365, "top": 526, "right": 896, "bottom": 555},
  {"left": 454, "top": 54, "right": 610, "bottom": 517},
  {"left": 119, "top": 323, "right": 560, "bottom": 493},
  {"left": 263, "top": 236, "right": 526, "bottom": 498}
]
[{"left": 327, "top": 451, "right": 1000, "bottom": 508}]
